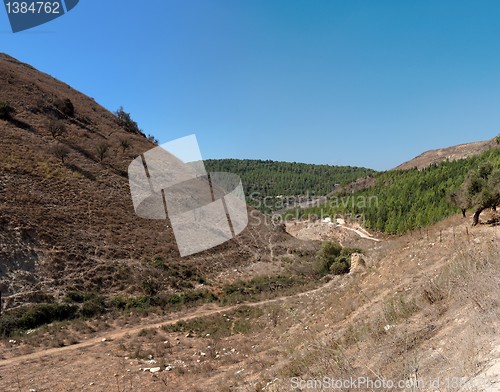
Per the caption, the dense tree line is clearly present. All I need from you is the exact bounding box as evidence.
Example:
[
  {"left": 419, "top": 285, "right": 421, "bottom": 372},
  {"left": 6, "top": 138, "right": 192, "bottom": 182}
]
[
  {"left": 204, "top": 159, "right": 376, "bottom": 211},
  {"left": 299, "top": 147, "right": 500, "bottom": 234}
]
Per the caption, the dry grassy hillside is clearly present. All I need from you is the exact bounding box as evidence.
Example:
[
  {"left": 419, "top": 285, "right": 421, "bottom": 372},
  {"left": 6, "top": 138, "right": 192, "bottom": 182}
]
[
  {"left": 1, "top": 53, "right": 499, "bottom": 392},
  {"left": 395, "top": 138, "right": 498, "bottom": 170},
  {"left": 0, "top": 53, "right": 313, "bottom": 309},
  {"left": 0, "top": 213, "right": 497, "bottom": 391}
]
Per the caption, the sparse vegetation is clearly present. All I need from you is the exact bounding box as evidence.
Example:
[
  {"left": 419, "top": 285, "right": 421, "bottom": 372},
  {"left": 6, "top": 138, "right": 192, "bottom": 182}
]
[
  {"left": 221, "top": 274, "right": 311, "bottom": 304},
  {"left": 50, "top": 144, "right": 70, "bottom": 164},
  {"left": 47, "top": 119, "right": 66, "bottom": 139},
  {"left": 0, "top": 101, "right": 14, "bottom": 120},
  {"left": 114, "top": 106, "right": 142, "bottom": 134},
  {"left": 119, "top": 138, "right": 131, "bottom": 152},
  {"left": 54, "top": 98, "right": 75, "bottom": 117},
  {"left": 95, "top": 142, "right": 109, "bottom": 162},
  {"left": 147, "top": 134, "right": 159, "bottom": 145},
  {"left": 162, "top": 306, "right": 264, "bottom": 338},
  {"left": 115, "top": 105, "right": 159, "bottom": 144}
]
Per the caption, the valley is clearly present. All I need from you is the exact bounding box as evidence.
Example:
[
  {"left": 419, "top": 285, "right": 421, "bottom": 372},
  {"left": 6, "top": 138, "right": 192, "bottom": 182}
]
[{"left": 1, "top": 53, "right": 499, "bottom": 391}]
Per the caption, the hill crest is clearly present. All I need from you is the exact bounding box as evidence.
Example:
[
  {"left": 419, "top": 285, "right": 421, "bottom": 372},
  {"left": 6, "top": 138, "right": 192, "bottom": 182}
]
[{"left": 394, "top": 137, "right": 498, "bottom": 170}]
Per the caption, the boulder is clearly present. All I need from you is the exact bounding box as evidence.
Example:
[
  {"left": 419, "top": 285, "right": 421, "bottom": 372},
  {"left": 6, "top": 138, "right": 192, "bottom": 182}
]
[{"left": 350, "top": 253, "right": 366, "bottom": 274}]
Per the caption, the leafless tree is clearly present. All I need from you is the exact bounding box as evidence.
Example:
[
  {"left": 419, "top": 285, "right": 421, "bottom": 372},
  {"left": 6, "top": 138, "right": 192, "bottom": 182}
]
[
  {"left": 95, "top": 142, "right": 109, "bottom": 162},
  {"left": 51, "top": 144, "right": 70, "bottom": 164}
]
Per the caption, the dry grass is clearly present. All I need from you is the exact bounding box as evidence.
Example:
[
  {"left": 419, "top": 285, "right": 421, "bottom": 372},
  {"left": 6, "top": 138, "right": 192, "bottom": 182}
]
[{"left": 259, "top": 228, "right": 500, "bottom": 392}]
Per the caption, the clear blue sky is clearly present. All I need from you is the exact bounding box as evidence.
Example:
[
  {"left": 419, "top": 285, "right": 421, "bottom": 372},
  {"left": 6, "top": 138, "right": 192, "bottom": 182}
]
[{"left": 2, "top": 0, "right": 500, "bottom": 170}]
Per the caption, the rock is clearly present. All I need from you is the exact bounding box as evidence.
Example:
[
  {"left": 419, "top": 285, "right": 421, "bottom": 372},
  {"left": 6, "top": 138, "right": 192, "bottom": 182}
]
[
  {"left": 149, "top": 367, "right": 161, "bottom": 373},
  {"left": 166, "top": 365, "right": 174, "bottom": 371},
  {"left": 350, "top": 253, "right": 366, "bottom": 274}
]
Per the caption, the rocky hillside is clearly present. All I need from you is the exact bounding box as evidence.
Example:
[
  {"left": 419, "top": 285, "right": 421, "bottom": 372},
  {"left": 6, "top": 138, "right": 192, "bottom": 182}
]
[
  {"left": 0, "top": 54, "right": 312, "bottom": 309},
  {"left": 394, "top": 137, "right": 498, "bottom": 170}
]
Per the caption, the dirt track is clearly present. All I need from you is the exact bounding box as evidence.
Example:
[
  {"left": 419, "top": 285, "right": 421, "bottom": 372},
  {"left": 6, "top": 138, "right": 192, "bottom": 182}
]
[{"left": 0, "top": 276, "right": 339, "bottom": 368}]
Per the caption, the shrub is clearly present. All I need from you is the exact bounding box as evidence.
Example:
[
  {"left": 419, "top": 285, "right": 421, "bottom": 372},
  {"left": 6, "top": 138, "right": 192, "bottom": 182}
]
[
  {"left": 119, "top": 138, "right": 131, "bottom": 152},
  {"left": 54, "top": 98, "right": 75, "bottom": 117},
  {"left": 142, "top": 277, "right": 160, "bottom": 296},
  {"left": 64, "top": 290, "right": 93, "bottom": 303},
  {"left": 47, "top": 119, "right": 66, "bottom": 139},
  {"left": 78, "top": 297, "right": 106, "bottom": 318},
  {"left": 0, "top": 102, "right": 14, "bottom": 120},
  {"left": 317, "top": 241, "right": 360, "bottom": 275},
  {"left": 51, "top": 144, "right": 70, "bottom": 164},
  {"left": 317, "top": 241, "right": 342, "bottom": 274},
  {"left": 95, "top": 142, "right": 109, "bottom": 162},
  {"left": 125, "top": 296, "right": 150, "bottom": 310},
  {"left": 115, "top": 106, "right": 140, "bottom": 133},
  {"left": 110, "top": 296, "right": 128, "bottom": 310},
  {"left": 64, "top": 291, "right": 107, "bottom": 318},
  {"left": 147, "top": 134, "right": 159, "bottom": 145},
  {"left": 329, "top": 257, "right": 350, "bottom": 275},
  {"left": 222, "top": 275, "right": 299, "bottom": 297},
  {"left": 0, "top": 303, "right": 78, "bottom": 337},
  {"left": 152, "top": 256, "right": 166, "bottom": 269}
]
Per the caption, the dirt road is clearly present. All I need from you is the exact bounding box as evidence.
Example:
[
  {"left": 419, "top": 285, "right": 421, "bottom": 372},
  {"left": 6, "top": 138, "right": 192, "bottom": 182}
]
[{"left": 0, "top": 276, "right": 340, "bottom": 368}]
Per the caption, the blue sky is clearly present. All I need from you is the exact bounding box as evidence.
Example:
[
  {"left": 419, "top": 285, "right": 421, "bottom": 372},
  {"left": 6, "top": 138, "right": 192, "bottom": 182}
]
[{"left": 1, "top": 0, "right": 500, "bottom": 170}]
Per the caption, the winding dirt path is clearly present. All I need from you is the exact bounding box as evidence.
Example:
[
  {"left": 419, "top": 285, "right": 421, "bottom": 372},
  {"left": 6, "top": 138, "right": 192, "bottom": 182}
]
[
  {"left": 0, "top": 277, "right": 339, "bottom": 368},
  {"left": 341, "top": 225, "right": 382, "bottom": 241}
]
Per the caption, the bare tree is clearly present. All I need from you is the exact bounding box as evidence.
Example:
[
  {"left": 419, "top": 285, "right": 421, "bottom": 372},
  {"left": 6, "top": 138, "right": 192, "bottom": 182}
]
[
  {"left": 95, "top": 142, "right": 109, "bottom": 162},
  {"left": 51, "top": 144, "right": 70, "bottom": 164},
  {"left": 48, "top": 119, "right": 66, "bottom": 139}
]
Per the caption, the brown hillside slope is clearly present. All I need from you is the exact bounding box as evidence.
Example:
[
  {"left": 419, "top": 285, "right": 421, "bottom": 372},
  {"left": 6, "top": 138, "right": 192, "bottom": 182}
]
[
  {"left": 0, "top": 215, "right": 497, "bottom": 391},
  {"left": 0, "top": 53, "right": 312, "bottom": 309},
  {"left": 394, "top": 137, "right": 498, "bottom": 170}
]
